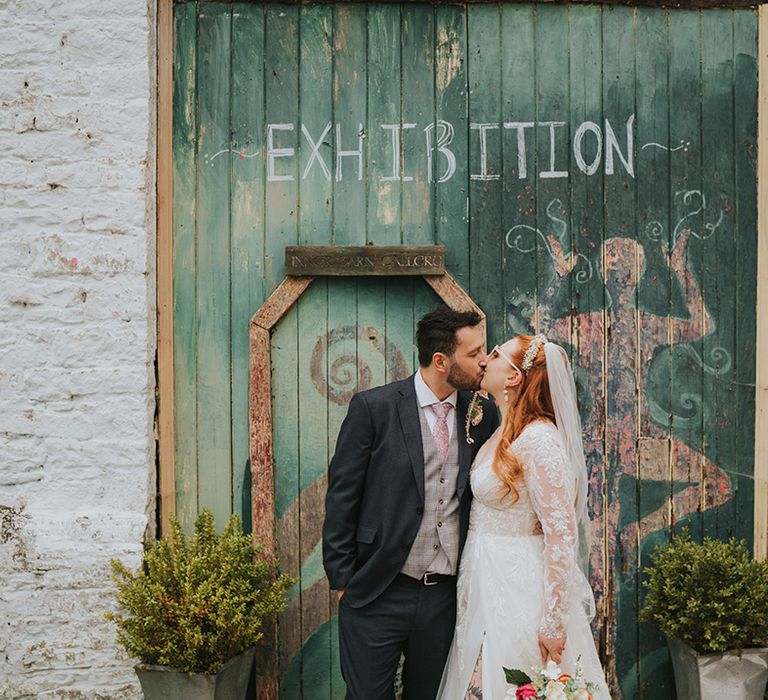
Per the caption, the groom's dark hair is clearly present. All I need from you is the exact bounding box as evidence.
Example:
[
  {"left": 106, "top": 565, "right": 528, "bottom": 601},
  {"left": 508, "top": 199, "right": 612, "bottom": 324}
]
[{"left": 416, "top": 305, "right": 482, "bottom": 367}]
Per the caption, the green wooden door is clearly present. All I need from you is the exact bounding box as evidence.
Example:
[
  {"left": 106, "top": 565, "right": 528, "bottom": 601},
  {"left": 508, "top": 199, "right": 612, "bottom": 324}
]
[
  {"left": 172, "top": 3, "right": 759, "bottom": 697},
  {"left": 272, "top": 277, "right": 439, "bottom": 698}
]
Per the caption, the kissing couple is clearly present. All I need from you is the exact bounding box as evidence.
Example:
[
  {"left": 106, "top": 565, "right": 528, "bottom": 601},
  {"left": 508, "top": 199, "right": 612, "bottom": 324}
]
[{"left": 323, "top": 306, "right": 611, "bottom": 699}]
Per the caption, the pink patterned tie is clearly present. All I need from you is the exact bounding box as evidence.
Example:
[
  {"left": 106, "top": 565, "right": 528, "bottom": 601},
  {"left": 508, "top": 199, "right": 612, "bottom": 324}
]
[{"left": 430, "top": 402, "right": 453, "bottom": 462}]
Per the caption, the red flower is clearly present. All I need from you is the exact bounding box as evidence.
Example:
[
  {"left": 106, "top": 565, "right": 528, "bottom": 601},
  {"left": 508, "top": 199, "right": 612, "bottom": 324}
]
[{"left": 516, "top": 684, "right": 538, "bottom": 700}]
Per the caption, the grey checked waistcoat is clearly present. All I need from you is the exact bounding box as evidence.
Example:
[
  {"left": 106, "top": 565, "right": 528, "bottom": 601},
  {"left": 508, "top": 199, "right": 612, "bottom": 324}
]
[{"left": 401, "top": 406, "right": 461, "bottom": 578}]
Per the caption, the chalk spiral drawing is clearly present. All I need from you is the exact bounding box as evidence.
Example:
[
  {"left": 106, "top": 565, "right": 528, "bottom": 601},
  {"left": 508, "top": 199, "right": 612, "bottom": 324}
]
[
  {"left": 505, "top": 198, "right": 594, "bottom": 283},
  {"left": 683, "top": 344, "right": 732, "bottom": 376},
  {"left": 644, "top": 189, "right": 728, "bottom": 244},
  {"left": 673, "top": 190, "right": 726, "bottom": 241}
]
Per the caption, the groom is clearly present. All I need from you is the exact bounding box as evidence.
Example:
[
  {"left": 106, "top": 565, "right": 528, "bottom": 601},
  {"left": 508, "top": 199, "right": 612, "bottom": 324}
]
[{"left": 323, "top": 306, "right": 499, "bottom": 699}]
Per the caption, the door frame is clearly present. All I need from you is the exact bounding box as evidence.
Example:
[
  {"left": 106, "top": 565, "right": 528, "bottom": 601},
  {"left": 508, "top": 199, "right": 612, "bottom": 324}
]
[
  {"left": 754, "top": 3, "right": 768, "bottom": 563},
  {"left": 247, "top": 264, "right": 483, "bottom": 696}
]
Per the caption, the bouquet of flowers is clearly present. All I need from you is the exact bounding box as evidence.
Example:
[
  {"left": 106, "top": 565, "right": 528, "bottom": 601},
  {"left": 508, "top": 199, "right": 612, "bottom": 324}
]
[{"left": 504, "top": 658, "right": 599, "bottom": 700}]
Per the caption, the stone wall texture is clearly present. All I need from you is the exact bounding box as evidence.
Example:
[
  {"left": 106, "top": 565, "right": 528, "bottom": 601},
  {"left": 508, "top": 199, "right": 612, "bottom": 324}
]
[{"left": 0, "top": 0, "right": 156, "bottom": 696}]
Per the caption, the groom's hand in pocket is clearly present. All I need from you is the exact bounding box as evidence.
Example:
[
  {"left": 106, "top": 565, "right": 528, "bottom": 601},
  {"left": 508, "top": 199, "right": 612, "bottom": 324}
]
[{"left": 538, "top": 634, "right": 566, "bottom": 665}]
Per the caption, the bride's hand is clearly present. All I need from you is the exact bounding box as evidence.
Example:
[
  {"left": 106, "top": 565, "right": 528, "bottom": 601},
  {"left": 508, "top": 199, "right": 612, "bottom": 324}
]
[{"left": 538, "top": 634, "right": 566, "bottom": 665}]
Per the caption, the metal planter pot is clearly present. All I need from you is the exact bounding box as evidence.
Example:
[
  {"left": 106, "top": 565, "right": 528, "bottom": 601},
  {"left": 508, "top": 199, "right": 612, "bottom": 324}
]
[
  {"left": 668, "top": 638, "right": 768, "bottom": 700},
  {"left": 135, "top": 648, "right": 255, "bottom": 700}
]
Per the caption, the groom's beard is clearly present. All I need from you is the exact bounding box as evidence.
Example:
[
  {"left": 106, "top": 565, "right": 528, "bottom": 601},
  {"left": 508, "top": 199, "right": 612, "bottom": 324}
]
[{"left": 447, "top": 363, "right": 482, "bottom": 391}]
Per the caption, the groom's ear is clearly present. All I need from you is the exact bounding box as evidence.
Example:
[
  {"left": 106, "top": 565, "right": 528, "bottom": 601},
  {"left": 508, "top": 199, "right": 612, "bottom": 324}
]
[{"left": 431, "top": 351, "right": 450, "bottom": 373}]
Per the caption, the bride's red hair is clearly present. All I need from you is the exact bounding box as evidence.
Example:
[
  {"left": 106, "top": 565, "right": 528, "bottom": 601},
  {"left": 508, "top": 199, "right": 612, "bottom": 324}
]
[{"left": 492, "top": 335, "right": 556, "bottom": 502}]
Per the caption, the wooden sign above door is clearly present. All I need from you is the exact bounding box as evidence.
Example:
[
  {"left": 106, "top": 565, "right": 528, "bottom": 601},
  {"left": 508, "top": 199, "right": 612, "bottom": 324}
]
[{"left": 285, "top": 245, "right": 445, "bottom": 277}]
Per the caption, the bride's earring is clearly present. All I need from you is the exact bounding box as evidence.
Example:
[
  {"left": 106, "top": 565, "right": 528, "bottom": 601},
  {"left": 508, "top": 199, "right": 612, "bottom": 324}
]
[{"left": 503, "top": 383, "right": 509, "bottom": 404}]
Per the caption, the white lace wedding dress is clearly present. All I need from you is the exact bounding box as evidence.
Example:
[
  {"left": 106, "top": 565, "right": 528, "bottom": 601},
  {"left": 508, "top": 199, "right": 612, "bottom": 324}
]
[{"left": 438, "top": 421, "right": 611, "bottom": 699}]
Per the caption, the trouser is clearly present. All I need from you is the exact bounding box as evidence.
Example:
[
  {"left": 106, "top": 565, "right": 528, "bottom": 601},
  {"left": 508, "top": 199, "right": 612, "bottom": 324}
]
[{"left": 338, "top": 573, "right": 457, "bottom": 700}]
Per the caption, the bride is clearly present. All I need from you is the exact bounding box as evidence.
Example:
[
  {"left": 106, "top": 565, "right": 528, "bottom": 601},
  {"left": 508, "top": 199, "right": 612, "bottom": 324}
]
[{"left": 438, "top": 335, "right": 610, "bottom": 699}]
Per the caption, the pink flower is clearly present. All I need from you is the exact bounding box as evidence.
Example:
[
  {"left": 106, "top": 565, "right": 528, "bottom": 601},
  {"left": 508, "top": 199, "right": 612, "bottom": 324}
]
[{"left": 516, "top": 684, "right": 538, "bottom": 700}]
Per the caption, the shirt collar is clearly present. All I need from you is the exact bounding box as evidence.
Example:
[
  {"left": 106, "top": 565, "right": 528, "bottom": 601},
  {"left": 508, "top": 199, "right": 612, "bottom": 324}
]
[{"left": 414, "top": 369, "right": 458, "bottom": 410}]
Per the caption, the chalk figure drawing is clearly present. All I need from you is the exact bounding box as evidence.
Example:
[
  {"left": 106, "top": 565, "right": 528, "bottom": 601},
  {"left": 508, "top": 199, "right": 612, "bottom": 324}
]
[{"left": 504, "top": 182, "right": 735, "bottom": 696}]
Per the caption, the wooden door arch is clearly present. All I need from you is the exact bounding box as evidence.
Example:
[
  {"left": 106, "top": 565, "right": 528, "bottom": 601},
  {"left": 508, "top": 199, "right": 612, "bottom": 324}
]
[{"left": 249, "top": 250, "right": 482, "bottom": 696}]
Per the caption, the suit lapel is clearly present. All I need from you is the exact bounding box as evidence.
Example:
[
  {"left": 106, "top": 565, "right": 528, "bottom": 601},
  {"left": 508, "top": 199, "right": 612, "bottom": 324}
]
[
  {"left": 396, "top": 377, "right": 425, "bottom": 502},
  {"left": 456, "top": 390, "right": 472, "bottom": 498}
]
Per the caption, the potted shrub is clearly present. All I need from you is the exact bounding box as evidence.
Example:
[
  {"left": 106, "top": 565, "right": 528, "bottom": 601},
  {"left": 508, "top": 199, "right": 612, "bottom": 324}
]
[
  {"left": 641, "top": 529, "right": 768, "bottom": 699},
  {"left": 106, "top": 508, "right": 294, "bottom": 700}
]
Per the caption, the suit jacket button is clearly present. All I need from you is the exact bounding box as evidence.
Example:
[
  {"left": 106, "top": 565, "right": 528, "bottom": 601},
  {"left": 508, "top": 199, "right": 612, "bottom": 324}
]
[{"left": 416, "top": 507, "right": 424, "bottom": 515}]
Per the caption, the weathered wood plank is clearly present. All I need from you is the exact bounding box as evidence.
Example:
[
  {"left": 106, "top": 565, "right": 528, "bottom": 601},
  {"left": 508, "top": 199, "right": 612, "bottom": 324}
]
[
  {"left": 500, "top": 4, "right": 537, "bottom": 340},
  {"left": 299, "top": 3, "right": 334, "bottom": 247},
  {"left": 325, "top": 278, "right": 358, "bottom": 700},
  {"left": 231, "top": 3, "right": 266, "bottom": 528},
  {"left": 277, "top": 478, "right": 330, "bottom": 654},
  {"left": 701, "top": 9, "right": 736, "bottom": 540},
  {"left": 333, "top": 4, "right": 367, "bottom": 245},
  {"left": 297, "top": 280, "right": 331, "bottom": 698},
  {"left": 434, "top": 5, "right": 469, "bottom": 285},
  {"left": 636, "top": 435, "right": 675, "bottom": 697},
  {"left": 285, "top": 245, "right": 445, "bottom": 276},
  {"left": 250, "top": 325, "right": 274, "bottom": 551},
  {"left": 422, "top": 271, "right": 486, "bottom": 345},
  {"left": 385, "top": 278, "right": 415, "bottom": 384},
  {"left": 264, "top": 3, "right": 300, "bottom": 294},
  {"left": 668, "top": 10, "right": 705, "bottom": 541},
  {"left": 172, "top": 1, "right": 199, "bottom": 533},
  {"left": 422, "top": 269, "right": 482, "bottom": 320},
  {"left": 249, "top": 322, "right": 279, "bottom": 698},
  {"left": 252, "top": 276, "right": 314, "bottom": 331},
  {"left": 297, "top": 8, "right": 335, "bottom": 692},
  {"left": 467, "top": 4, "right": 503, "bottom": 344},
  {"left": 326, "top": 281, "right": 362, "bottom": 451},
  {"left": 636, "top": 7, "right": 672, "bottom": 442},
  {"left": 634, "top": 8, "right": 675, "bottom": 698},
  {"left": 196, "top": 3, "right": 232, "bottom": 526},
  {"left": 367, "top": 3, "right": 402, "bottom": 245},
  {"left": 566, "top": 3, "right": 607, "bottom": 663},
  {"left": 735, "top": 8, "right": 761, "bottom": 556},
  {"left": 402, "top": 3, "right": 435, "bottom": 244},
  {"left": 158, "top": 0, "right": 175, "bottom": 534},
  {"left": 272, "top": 304, "right": 302, "bottom": 690},
  {"left": 601, "top": 6, "right": 638, "bottom": 695},
  {"left": 534, "top": 5, "right": 570, "bottom": 343},
  {"left": 358, "top": 280, "right": 389, "bottom": 394}
]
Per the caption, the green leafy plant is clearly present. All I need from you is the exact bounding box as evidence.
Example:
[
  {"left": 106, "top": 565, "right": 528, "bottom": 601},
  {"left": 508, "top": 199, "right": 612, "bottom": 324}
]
[
  {"left": 106, "top": 508, "right": 294, "bottom": 674},
  {"left": 641, "top": 529, "right": 768, "bottom": 654}
]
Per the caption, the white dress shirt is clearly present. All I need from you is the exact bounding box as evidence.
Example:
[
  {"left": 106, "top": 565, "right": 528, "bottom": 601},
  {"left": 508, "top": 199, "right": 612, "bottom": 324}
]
[{"left": 414, "top": 370, "right": 457, "bottom": 439}]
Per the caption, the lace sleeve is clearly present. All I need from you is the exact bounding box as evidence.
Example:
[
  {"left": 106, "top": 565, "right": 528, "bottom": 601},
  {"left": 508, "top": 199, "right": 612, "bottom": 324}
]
[{"left": 524, "top": 425, "right": 577, "bottom": 638}]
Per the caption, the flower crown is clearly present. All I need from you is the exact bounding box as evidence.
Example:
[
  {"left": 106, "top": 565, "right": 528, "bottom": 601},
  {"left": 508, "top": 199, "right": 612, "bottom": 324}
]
[{"left": 522, "top": 334, "right": 547, "bottom": 373}]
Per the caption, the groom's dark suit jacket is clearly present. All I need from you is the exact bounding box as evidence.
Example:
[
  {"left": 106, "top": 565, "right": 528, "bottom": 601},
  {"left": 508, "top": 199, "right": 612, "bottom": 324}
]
[{"left": 322, "top": 374, "right": 499, "bottom": 609}]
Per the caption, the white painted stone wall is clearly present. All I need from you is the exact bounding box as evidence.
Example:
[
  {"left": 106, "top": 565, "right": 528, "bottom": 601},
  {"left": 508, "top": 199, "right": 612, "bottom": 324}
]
[{"left": 0, "top": 0, "right": 156, "bottom": 696}]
